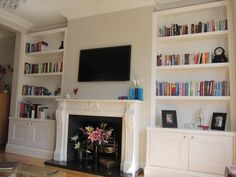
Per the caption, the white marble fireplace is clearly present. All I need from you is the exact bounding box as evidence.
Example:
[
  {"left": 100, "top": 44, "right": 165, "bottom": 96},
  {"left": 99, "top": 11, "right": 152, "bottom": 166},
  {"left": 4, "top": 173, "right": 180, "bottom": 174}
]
[{"left": 53, "top": 99, "right": 142, "bottom": 175}]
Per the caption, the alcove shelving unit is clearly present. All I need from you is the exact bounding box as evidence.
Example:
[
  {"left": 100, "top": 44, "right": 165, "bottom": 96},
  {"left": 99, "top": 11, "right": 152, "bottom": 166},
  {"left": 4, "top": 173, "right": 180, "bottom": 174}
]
[
  {"left": 151, "top": 0, "right": 234, "bottom": 130},
  {"left": 6, "top": 27, "right": 67, "bottom": 159},
  {"left": 146, "top": 1, "right": 236, "bottom": 177}
]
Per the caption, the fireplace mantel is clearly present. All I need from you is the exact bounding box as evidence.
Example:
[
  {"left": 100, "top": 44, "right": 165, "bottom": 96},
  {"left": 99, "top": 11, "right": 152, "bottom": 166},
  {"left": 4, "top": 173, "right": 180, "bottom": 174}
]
[{"left": 53, "top": 99, "right": 142, "bottom": 175}]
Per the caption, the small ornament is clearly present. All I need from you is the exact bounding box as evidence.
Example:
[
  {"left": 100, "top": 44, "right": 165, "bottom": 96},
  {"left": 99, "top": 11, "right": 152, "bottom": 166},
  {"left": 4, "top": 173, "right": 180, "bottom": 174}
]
[
  {"left": 59, "top": 41, "right": 64, "bottom": 50},
  {"left": 73, "top": 88, "right": 78, "bottom": 95},
  {"left": 197, "top": 107, "right": 204, "bottom": 126},
  {"left": 212, "top": 47, "right": 227, "bottom": 63},
  {"left": 73, "top": 88, "right": 78, "bottom": 98}
]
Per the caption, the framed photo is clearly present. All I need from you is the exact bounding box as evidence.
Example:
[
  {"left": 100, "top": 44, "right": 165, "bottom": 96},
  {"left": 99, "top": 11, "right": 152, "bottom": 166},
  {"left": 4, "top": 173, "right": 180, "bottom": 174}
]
[
  {"left": 161, "top": 110, "right": 177, "bottom": 128},
  {"left": 211, "top": 112, "right": 227, "bottom": 131}
]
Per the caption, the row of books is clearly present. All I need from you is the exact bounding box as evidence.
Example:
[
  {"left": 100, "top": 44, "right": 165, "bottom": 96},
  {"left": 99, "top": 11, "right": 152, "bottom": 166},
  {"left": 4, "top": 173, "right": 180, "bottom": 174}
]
[
  {"left": 159, "top": 24, "right": 188, "bottom": 37},
  {"left": 25, "top": 41, "right": 48, "bottom": 53},
  {"left": 156, "top": 52, "right": 213, "bottom": 66},
  {"left": 190, "top": 19, "right": 227, "bottom": 34},
  {"left": 156, "top": 80, "right": 229, "bottom": 96},
  {"left": 24, "top": 61, "right": 63, "bottom": 74},
  {"left": 20, "top": 101, "right": 49, "bottom": 119},
  {"left": 22, "top": 85, "right": 51, "bottom": 96},
  {"left": 159, "top": 19, "right": 227, "bottom": 37}
]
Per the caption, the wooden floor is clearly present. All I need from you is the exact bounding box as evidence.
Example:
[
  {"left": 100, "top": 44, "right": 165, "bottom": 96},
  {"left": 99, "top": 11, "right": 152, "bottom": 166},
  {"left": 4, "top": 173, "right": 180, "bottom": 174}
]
[{"left": 0, "top": 147, "right": 144, "bottom": 177}]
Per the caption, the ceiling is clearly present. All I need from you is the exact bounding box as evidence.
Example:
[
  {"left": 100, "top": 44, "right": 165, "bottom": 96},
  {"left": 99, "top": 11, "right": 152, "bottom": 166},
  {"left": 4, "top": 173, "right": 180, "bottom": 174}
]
[
  {"left": 0, "top": 0, "right": 217, "bottom": 34},
  {"left": 0, "top": 0, "right": 156, "bottom": 30}
]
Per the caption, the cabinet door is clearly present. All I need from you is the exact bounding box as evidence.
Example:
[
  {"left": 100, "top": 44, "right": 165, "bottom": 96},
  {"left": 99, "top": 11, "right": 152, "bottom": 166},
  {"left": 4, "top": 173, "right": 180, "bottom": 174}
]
[
  {"left": 8, "top": 120, "right": 29, "bottom": 145},
  {"left": 149, "top": 131, "right": 188, "bottom": 170},
  {"left": 189, "top": 134, "right": 233, "bottom": 175},
  {"left": 29, "top": 122, "right": 55, "bottom": 150}
]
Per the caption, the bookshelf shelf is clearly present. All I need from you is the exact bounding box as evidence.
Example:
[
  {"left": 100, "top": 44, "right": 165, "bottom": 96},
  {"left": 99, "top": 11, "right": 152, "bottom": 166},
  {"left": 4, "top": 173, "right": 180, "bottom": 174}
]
[
  {"left": 11, "top": 117, "right": 55, "bottom": 123},
  {"left": 25, "top": 49, "right": 64, "bottom": 56},
  {"left": 22, "top": 95, "right": 61, "bottom": 99},
  {"left": 24, "top": 72, "right": 62, "bottom": 76},
  {"left": 156, "top": 63, "right": 229, "bottom": 71},
  {"left": 156, "top": 30, "right": 228, "bottom": 43},
  {"left": 156, "top": 96, "right": 230, "bottom": 101}
]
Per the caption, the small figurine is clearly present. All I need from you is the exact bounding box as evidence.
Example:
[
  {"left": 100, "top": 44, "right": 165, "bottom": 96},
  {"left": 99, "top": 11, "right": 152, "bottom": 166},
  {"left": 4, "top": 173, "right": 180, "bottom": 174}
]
[
  {"left": 59, "top": 41, "right": 64, "bottom": 50},
  {"left": 197, "top": 107, "right": 204, "bottom": 126}
]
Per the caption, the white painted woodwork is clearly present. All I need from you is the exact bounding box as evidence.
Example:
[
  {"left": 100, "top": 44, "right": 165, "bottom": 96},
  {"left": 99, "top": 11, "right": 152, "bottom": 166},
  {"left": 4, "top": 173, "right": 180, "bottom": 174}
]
[
  {"left": 151, "top": 0, "right": 235, "bottom": 130},
  {"left": 145, "top": 128, "right": 236, "bottom": 177},
  {"left": 30, "top": 121, "right": 55, "bottom": 150},
  {"left": 149, "top": 131, "right": 188, "bottom": 170},
  {"left": 6, "top": 28, "right": 67, "bottom": 159},
  {"left": 53, "top": 99, "right": 142, "bottom": 176},
  {"left": 16, "top": 27, "right": 67, "bottom": 116},
  {"left": 8, "top": 119, "right": 29, "bottom": 145},
  {"left": 6, "top": 118, "right": 55, "bottom": 159},
  {"left": 189, "top": 134, "right": 233, "bottom": 174}
]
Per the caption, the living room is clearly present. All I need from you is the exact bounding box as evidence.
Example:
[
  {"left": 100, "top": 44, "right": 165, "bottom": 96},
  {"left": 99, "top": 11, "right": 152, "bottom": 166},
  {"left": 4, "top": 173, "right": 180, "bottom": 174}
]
[{"left": 0, "top": 0, "right": 236, "bottom": 177}]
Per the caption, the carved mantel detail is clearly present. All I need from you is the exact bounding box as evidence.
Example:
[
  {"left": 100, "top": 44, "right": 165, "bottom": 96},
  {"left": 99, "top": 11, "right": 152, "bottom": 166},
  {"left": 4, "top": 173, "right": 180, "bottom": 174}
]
[{"left": 53, "top": 99, "right": 141, "bottom": 175}]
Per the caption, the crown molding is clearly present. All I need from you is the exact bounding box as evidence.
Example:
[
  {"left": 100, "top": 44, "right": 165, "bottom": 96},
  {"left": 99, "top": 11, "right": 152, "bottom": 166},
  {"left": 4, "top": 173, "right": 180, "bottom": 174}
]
[
  {"left": 62, "top": 0, "right": 155, "bottom": 20},
  {"left": 156, "top": 0, "right": 188, "bottom": 4},
  {"left": 30, "top": 18, "right": 67, "bottom": 32},
  {"left": 0, "top": 9, "right": 33, "bottom": 30}
]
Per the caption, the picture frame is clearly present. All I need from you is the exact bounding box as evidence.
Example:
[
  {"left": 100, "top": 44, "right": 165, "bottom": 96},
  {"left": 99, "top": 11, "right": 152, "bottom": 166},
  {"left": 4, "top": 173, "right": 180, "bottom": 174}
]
[
  {"left": 211, "top": 112, "right": 227, "bottom": 131},
  {"left": 161, "top": 110, "right": 177, "bottom": 128}
]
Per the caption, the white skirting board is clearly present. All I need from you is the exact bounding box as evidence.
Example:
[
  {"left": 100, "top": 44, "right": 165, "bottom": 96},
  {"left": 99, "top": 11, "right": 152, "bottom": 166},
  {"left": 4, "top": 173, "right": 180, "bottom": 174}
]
[
  {"left": 144, "top": 166, "right": 223, "bottom": 177},
  {"left": 6, "top": 143, "right": 54, "bottom": 160}
]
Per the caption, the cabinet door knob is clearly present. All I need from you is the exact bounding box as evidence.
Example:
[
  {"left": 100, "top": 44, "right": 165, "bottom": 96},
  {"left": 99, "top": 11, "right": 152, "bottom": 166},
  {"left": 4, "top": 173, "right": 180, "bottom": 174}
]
[
  {"left": 183, "top": 136, "right": 186, "bottom": 139},
  {"left": 191, "top": 136, "right": 194, "bottom": 139},
  {"left": 31, "top": 123, "right": 33, "bottom": 125},
  {"left": 27, "top": 122, "right": 29, "bottom": 125}
]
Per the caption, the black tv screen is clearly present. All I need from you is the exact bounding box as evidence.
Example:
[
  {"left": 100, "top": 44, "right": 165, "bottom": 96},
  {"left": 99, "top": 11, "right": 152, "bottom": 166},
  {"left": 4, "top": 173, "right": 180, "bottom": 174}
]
[{"left": 78, "top": 45, "right": 131, "bottom": 81}]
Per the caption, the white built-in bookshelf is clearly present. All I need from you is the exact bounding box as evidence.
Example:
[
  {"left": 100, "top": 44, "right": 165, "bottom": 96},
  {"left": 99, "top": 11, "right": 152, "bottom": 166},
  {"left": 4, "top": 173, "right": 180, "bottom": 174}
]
[
  {"left": 146, "top": 1, "right": 236, "bottom": 176},
  {"left": 18, "top": 27, "right": 67, "bottom": 121},
  {"left": 6, "top": 27, "right": 67, "bottom": 159},
  {"left": 151, "top": 0, "right": 235, "bottom": 130}
]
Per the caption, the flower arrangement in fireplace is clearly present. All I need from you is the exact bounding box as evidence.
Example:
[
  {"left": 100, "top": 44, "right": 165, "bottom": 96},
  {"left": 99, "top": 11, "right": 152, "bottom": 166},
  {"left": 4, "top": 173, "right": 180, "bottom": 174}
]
[{"left": 70, "top": 123, "right": 113, "bottom": 153}]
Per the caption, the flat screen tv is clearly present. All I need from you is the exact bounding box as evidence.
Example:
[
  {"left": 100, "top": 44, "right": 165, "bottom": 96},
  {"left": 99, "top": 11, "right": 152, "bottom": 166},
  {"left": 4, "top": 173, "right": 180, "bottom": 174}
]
[{"left": 78, "top": 45, "right": 131, "bottom": 82}]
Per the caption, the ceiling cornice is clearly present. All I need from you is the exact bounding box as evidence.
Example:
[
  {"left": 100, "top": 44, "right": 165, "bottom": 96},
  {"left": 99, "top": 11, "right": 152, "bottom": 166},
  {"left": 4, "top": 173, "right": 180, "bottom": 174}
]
[
  {"left": 30, "top": 18, "right": 67, "bottom": 32},
  {"left": 0, "top": 9, "right": 33, "bottom": 30},
  {"left": 62, "top": 0, "right": 155, "bottom": 20}
]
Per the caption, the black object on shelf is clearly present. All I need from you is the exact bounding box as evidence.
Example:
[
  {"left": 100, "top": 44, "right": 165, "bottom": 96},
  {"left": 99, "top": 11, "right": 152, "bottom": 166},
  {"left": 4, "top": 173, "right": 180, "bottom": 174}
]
[{"left": 59, "top": 41, "right": 64, "bottom": 49}]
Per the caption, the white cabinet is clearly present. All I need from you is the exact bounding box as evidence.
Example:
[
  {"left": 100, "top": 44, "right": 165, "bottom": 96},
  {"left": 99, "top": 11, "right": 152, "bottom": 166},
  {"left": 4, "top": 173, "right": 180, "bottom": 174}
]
[
  {"left": 8, "top": 119, "right": 29, "bottom": 145},
  {"left": 189, "top": 134, "right": 233, "bottom": 174},
  {"left": 149, "top": 131, "right": 188, "bottom": 170},
  {"left": 30, "top": 121, "right": 55, "bottom": 150},
  {"left": 145, "top": 128, "right": 235, "bottom": 177},
  {"left": 6, "top": 118, "right": 55, "bottom": 159}
]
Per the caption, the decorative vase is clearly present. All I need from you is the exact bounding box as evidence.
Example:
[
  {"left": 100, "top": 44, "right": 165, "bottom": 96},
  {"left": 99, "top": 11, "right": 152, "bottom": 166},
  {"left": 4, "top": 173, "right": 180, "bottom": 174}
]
[
  {"left": 93, "top": 145, "right": 98, "bottom": 161},
  {"left": 77, "top": 150, "right": 85, "bottom": 161}
]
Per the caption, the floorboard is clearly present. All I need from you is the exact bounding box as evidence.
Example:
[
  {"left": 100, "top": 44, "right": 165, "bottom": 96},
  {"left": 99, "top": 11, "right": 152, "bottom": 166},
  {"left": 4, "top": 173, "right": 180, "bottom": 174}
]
[{"left": 0, "top": 147, "right": 144, "bottom": 177}]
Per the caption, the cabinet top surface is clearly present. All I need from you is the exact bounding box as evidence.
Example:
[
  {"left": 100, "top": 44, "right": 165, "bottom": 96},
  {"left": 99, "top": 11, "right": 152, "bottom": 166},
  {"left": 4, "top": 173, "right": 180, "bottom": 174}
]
[{"left": 147, "top": 127, "right": 236, "bottom": 136}]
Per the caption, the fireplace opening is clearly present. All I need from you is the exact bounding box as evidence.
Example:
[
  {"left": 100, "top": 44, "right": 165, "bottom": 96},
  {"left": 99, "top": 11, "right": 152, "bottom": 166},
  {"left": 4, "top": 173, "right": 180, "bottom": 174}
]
[{"left": 66, "top": 114, "right": 123, "bottom": 175}]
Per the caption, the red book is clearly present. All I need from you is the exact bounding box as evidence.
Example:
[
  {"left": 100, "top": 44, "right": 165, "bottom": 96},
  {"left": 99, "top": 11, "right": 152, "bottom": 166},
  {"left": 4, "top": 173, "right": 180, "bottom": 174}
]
[{"left": 171, "top": 83, "right": 176, "bottom": 96}]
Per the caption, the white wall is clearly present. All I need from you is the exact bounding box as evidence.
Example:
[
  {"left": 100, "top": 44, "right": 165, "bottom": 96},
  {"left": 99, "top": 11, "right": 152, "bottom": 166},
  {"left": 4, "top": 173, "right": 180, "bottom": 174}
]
[{"left": 63, "top": 6, "right": 153, "bottom": 165}]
